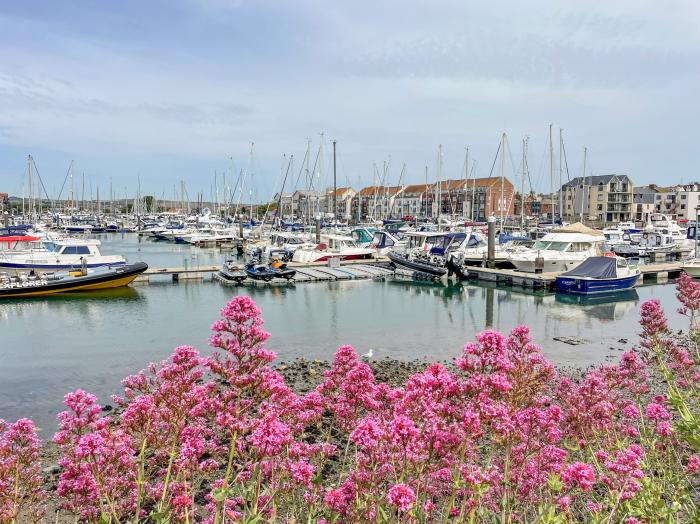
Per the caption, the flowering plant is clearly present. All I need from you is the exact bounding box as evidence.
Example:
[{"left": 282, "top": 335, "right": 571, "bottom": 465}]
[{"left": 4, "top": 278, "right": 700, "bottom": 522}]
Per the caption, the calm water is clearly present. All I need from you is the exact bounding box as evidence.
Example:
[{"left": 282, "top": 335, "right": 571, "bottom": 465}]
[{"left": 0, "top": 234, "right": 685, "bottom": 435}]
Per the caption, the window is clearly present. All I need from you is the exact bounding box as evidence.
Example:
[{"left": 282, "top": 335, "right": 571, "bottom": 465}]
[
  {"left": 62, "top": 246, "right": 91, "bottom": 255},
  {"left": 681, "top": 204, "right": 686, "bottom": 210},
  {"left": 597, "top": 204, "right": 603, "bottom": 211},
  {"left": 682, "top": 194, "right": 687, "bottom": 200}
]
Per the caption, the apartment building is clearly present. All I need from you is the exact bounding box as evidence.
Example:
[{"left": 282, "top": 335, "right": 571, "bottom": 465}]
[
  {"left": 654, "top": 188, "right": 676, "bottom": 218},
  {"left": 673, "top": 183, "right": 700, "bottom": 221},
  {"left": 633, "top": 185, "right": 658, "bottom": 223},
  {"left": 561, "top": 174, "right": 633, "bottom": 224}
]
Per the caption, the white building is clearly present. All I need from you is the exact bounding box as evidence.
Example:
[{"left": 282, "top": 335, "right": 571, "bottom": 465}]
[{"left": 673, "top": 183, "right": 700, "bottom": 221}]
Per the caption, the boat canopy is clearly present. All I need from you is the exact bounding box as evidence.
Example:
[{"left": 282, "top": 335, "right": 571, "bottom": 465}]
[
  {"left": 560, "top": 256, "right": 617, "bottom": 278},
  {"left": 0, "top": 235, "right": 39, "bottom": 243}
]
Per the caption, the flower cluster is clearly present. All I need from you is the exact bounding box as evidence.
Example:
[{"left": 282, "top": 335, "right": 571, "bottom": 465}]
[{"left": 4, "top": 279, "right": 700, "bottom": 522}]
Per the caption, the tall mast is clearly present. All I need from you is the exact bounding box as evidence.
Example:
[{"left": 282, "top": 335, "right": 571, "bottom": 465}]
[
  {"left": 424, "top": 165, "right": 428, "bottom": 218},
  {"left": 521, "top": 137, "right": 528, "bottom": 231},
  {"left": 580, "top": 147, "right": 588, "bottom": 223},
  {"left": 499, "top": 133, "right": 506, "bottom": 229},
  {"left": 332, "top": 139, "right": 337, "bottom": 224},
  {"left": 558, "top": 128, "right": 563, "bottom": 220},
  {"left": 549, "top": 124, "right": 554, "bottom": 223},
  {"left": 463, "top": 147, "right": 469, "bottom": 219}
]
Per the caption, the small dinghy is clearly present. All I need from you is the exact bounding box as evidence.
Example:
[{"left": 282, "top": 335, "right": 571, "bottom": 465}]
[
  {"left": 555, "top": 256, "right": 640, "bottom": 294},
  {"left": 0, "top": 262, "right": 148, "bottom": 298}
]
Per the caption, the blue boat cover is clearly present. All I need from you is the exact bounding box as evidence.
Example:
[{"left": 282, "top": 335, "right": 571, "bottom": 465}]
[{"left": 561, "top": 256, "right": 617, "bottom": 278}]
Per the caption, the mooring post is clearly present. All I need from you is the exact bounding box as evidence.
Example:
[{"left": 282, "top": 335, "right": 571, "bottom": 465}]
[{"left": 487, "top": 215, "right": 496, "bottom": 269}]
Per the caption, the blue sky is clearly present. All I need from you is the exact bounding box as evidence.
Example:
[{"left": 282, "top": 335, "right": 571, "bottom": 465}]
[{"left": 1, "top": 0, "right": 698, "bottom": 201}]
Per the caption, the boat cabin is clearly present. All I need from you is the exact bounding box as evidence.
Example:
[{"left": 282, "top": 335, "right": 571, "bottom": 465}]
[
  {"left": 350, "top": 227, "right": 378, "bottom": 245},
  {"left": 532, "top": 232, "right": 604, "bottom": 254},
  {"left": 404, "top": 231, "right": 467, "bottom": 255}
]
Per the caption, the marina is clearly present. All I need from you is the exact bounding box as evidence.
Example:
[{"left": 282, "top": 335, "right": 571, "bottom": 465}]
[
  {"left": 2, "top": 3, "right": 700, "bottom": 521},
  {"left": 0, "top": 232, "right": 692, "bottom": 435}
]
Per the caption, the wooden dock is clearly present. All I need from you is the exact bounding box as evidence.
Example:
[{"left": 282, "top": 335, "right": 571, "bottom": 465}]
[
  {"left": 136, "top": 258, "right": 392, "bottom": 283},
  {"left": 214, "top": 262, "right": 395, "bottom": 286},
  {"left": 463, "top": 262, "right": 683, "bottom": 290}
]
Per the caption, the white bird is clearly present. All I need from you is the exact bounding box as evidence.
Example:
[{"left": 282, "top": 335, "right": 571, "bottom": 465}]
[{"left": 360, "top": 348, "right": 374, "bottom": 361}]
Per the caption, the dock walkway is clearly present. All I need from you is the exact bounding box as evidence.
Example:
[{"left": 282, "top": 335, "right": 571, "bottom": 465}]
[
  {"left": 139, "top": 258, "right": 392, "bottom": 283},
  {"left": 464, "top": 262, "right": 682, "bottom": 290}
]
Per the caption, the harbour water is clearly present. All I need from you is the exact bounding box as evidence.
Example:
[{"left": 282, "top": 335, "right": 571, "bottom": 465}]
[{"left": 0, "top": 234, "right": 686, "bottom": 435}]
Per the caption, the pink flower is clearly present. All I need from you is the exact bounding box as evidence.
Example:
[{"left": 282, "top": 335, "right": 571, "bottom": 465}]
[
  {"left": 644, "top": 402, "right": 670, "bottom": 421},
  {"left": 350, "top": 417, "right": 383, "bottom": 449},
  {"left": 289, "top": 461, "right": 314, "bottom": 487},
  {"left": 387, "top": 483, "right": 415, "bottom": 512},
  {"left": 621, "top": 404, "right": 640, "bottom": 420},
  {"left": 562, "top": 462, "right": 595, "bottom": 492},
  {"left": 324, "top": 488, "right": 348, "bottom": 513},
  {"left": 639, "top": 299, "right": 668, "bottom": 344},
  {"left": 251, "top": 414, "right": 292, "bottom": 456},
  {"left": 687, "top": 455, "right": 700, "bottom": 474}
]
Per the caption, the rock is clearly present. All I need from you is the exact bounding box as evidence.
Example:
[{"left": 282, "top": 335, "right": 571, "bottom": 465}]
[
  {"left": 618, "top": 338, "right": 628, "bottom": 343},
  {"left": 101, "top": 404, "right": 113, "bottom": 412},
  {"left": 277, "top": 364, "right": 288, "bottom": 371},
  {"left": 308, "top": 368, "right": 317, "bottom": 376},
  {"left": 42, "top": 464, "right": 60, "bottom": 475}
]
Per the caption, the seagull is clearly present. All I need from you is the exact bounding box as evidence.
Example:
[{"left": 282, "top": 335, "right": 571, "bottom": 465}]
[{"left": 360, "top": 348, "right": 374, "bottom": 361}]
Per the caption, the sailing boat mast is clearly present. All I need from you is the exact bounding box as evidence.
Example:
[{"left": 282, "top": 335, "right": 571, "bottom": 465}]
[
  {"left": 558, "top": 128, "right": 564, "bottom": 221},
  {"left": 499, "top": 133, "right": 506, "bottom": 229},
  {"left": 580, "top": 147, "right": 588, "bottom": 223},
  {"left": 463, "top": 147, "right": 469, "bottom": 219},
  {"left": 521, "top": 137, "right": 528, "bottom": 231},
  {"left": 436, "top": 145, "right": 443, "bottom": 223},
  {"left": 548, "top": 124, "right": 554, "bottom": 224},
  {"left": 332, "top": 139, "right": 337, "bottom": 225}
]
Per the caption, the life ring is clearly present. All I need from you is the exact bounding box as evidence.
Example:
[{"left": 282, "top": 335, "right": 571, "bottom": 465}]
[{"left": 602, "top": 252, "right": 616, "bottom": 257}]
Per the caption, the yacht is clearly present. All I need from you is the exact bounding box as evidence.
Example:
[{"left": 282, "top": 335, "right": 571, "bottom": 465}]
[
  {"left": 292, "top": 234, "right": 374, "bottom": 263},
  {"left": 0, "top": 238, "right": 126, "bottom": 272},
  {"left": 613, "top": 214, "right": 692, "bottom": 256},
  {"left": 508, "top": 223, "right": 606, "bottom": 273}
]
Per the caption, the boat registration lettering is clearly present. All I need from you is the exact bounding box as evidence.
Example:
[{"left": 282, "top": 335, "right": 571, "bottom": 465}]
[{"left": 1, "top": 280, "right": 47, "bottom": 289}]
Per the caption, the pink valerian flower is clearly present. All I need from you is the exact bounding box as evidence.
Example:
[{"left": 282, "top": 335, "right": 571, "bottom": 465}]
[
  {"left": 601, "top": 444, "right": 646, "bottom": 501},
  {"left": 562, "top": 462, "right": 595, "bottom": 492},
  {"left": 686, "top": 455, "right": 700, "bottom": 474},
  {"left": 625, "top": 518, "right": 641, "bottom": 524},
  {"left": 387, "top": 483, "right": 416, "bottom": 512},
  {"left": 621, "top": 404, "right": 640, "bottom": 420},
  {"left": 289, "top": 460, "right": 314, "bottom": 487},
  {"left": 639, "top": 299, "right": 669, "bottom": 347},
  {"left": 350, "top": 417, "right": 384, "bottom": 450},
  {"left": 316, "top": 346, "right": 382, "bottom": 430},
  {"left": 676, "top": 271, "right": 700, "bottom": 323},
  {"left": 0, "top": 419, "right": 46, "bottom": 523},
  {"left": 644, "top": 402, "right": 671, "bottom": 421},
  {"left": 251, "top": 414, "right": 292, "bottom": 456}
]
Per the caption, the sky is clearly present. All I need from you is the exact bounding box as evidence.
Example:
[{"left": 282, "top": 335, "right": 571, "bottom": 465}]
[{"left": 1, "top": 0, "right": 698, "bottom": 202}]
